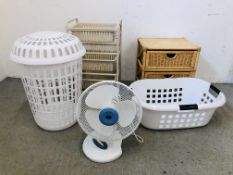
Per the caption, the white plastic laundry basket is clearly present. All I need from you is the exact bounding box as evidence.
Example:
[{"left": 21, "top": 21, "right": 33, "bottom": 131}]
[
  {"left": 130, "top": 78, "right": 226, "bottom": 130},
  {"left": 10, "top": 31, "right": 86, "bottom": 131}
]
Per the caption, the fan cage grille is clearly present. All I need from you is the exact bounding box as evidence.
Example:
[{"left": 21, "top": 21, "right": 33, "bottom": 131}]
[{"left": 77, "top": 81, "right": 142, "bottom": 141}]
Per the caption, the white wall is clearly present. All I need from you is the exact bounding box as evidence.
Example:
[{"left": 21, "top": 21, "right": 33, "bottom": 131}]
[
  {"left": 1, "top": 0, "right": 233, "bottom": 82},
  {"left": 0, "top": 0, "right": 7, "bottom": 81}
]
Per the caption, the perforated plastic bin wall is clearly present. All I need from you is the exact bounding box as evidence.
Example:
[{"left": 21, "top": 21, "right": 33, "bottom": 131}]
[
  {"left": 10, "top": 31, "right": 86, "bottom": 131},
  {"left": 130, "top": 78, "right": 226, "bottom": 130}
]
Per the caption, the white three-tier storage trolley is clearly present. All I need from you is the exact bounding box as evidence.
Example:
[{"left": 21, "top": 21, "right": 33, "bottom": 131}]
[{"left": 66, "top": 18, "right": 121, "bottom": 90}]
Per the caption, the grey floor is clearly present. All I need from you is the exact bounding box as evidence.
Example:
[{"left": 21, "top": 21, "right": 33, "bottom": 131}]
[{"left": 0, "top": 78, "right": 233, "bottom": 175}]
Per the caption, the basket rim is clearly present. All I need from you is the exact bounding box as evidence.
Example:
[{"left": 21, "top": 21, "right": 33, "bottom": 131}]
[
  {"left": 10, "top": 49, "right": 85, "bottom": 65},
  {"left": 70, "top": 23, "right": 119, "bottom": 32},
  {"left": 130, "top": 78, "right": 226, "bottom": 111}
]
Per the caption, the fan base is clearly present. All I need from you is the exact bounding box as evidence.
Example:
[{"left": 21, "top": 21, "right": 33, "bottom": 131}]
[{"left": 83, "top": 135, "right": 122, "bottom": 163}]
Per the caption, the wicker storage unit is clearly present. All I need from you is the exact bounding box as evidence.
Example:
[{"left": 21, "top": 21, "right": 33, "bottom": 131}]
[
  {"left": 137, "top": 38, "right": 200, "bottom": 79},
  {"left": 66, "top": 19, "right": 121, "bottom": 89}
]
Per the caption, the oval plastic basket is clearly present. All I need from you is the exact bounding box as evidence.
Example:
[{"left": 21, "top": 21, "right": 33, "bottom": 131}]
[
  {"left": 10, "top": 31, "right": 86, "bottom": 131},
  {"left": 130, "top": 78, "right": 226, "bottom": 130}
]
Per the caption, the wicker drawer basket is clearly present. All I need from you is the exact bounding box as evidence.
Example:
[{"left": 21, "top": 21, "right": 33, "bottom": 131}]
[
  {"left": 82, "top": 73, "right": 118, "bottom": 89},
  {"left": 143, "top": 71, "right": 195, "bottom": 79},
  {"left": 66, "top": 19, "right": 120, "bottom": 45},
  {"left": 145, "top": 51, "right": 199, "bottom": 71},
  {"left": 83, "top": 43, "right": 120, "bottom": 52},
  {"left": 83, "top": 52, "right": 119, "bottom": 73}
]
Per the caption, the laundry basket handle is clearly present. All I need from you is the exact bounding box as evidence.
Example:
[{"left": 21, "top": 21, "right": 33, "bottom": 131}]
[
  {"left": 209, "top": 84, "right": 221, "bottom": 97},
  {"left": 179, "top": 104, "right": 198, "bottom": 111}
]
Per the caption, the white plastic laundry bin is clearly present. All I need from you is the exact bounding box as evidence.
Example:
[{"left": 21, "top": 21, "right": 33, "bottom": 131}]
[
  {"left": 10, "top": 31, "right": 86, "bottom": 131},
  {"left": 130, "top": 78, "right": 226, "bottom": 130}
]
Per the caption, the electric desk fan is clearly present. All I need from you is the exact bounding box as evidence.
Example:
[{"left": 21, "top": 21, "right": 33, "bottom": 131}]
[{"left": 77, "top": 81, "right": 142, "bottom": 163}]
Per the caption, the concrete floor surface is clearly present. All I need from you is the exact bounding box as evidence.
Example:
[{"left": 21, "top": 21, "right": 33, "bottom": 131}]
[{"left": 0, "top": 78, "right": 232, "bottom": 175}]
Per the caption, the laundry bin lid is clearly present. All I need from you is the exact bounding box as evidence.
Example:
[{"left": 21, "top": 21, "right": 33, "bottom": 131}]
[{"left": 10, "top": 31, "right": 86, "bottom": 65}]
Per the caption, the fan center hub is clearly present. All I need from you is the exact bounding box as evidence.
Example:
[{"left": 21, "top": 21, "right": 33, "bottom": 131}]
[{"left": 99, "top": 108, "right": 119, "bottom": 126}]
